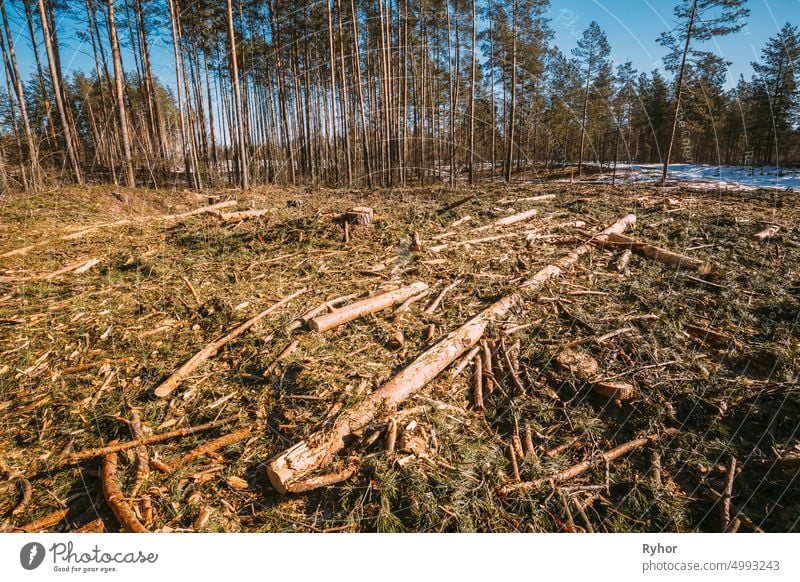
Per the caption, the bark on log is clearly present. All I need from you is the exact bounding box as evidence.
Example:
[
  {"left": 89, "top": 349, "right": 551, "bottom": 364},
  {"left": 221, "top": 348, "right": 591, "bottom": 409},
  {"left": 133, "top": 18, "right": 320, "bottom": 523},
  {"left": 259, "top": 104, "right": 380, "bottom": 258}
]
[
  {"left": 176, "top": 426, "right": 252, "bottom": 467},
  {"left": 101, "top": 449, "right": 148, "bottom": 532},
  {"left": 309, "top": 282, "right": 428, "bottom": 332},
  {"left": 266, "top": 214, "right": 636, "bottom": 493},
  {"left": 154, "top": 288, "right": 306, "bottom": 397},
  {"left": 437, "top": 194, "right": 475, "bottom": 214},
  {"left": 500, "top": 428, "right": 677, "bottom": 495},
  {"left": 19, "top": 508, "right": 69, "bottom": 532},
  {"left": 599, "top": 233, "right": 709, "bottom": 272}
]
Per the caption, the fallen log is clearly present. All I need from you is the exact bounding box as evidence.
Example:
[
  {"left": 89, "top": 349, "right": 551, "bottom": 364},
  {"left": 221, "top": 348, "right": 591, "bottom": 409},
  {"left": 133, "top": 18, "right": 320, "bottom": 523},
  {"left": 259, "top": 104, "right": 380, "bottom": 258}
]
[
  {"left": 216, "top": 209, "right": 270, "bottom": 222},
  {"left": 101, "top": 449, "right": 148, "bottom": 533},
  {"left": 266, "top": 214, "right": 636, "bottom": 493},
  {"left": 429, "top": 230, "right": 537, "bottom": 253},
  {"left": 154, "top": 287, "right": 306, "bottom": 397},
  {"left": 598, "top": 232, "right": 709, "bottom": 272},
  {"left": 474, "top": 208, "right": 538, "bottom": 232},
  {"left": 176, "top": 426, "right": 252, "bottom": 467},
  {"left": 62, "top": 417, "right": 235, "bottom": 466},
  {"left": 308, "top": 282, "right": 428, "bottom": 332},
  {"left": 437, "top": 194, "right": 475, "bottom": 214},
  {"left": 19, "top": 508, "right": 69, "bottom": 533},
  {"left": 500, "top": 428, "right": 677, "bottom": 495},
  {"left": 752, "top": 226, "right": 779, "bottom": 242}
]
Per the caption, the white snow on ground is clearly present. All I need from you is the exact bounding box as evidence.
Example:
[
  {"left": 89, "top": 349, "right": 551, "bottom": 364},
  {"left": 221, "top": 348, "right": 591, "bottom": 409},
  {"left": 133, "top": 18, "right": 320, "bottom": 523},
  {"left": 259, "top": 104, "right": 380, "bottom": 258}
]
[{"left": 565, "top": 163, "right": 800, "bottom": 191}]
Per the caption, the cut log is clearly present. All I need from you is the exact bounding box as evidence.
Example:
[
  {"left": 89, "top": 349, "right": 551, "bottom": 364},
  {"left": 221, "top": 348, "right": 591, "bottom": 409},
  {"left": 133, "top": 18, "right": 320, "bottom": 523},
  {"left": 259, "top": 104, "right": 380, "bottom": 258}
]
[
  {"left": 154, "top": 288, "right": 306, "bottom": 397},
  {"left": 309, "top": 282, "right": 428, "bottom": 332},
  {"left": 616, "top": 249, "right": 633, "bottom": 272},
  {"left": 592, "top": 381, "right": 636, "bottom": 401},
  {"left": 216, "top": 209, "right": 270, "bottom": 222},
  {"left": 599, "top": 232, "right": 709, "bottom": 272},
  {"left": 101, "top": 448, "right": 148, "bottom": 533},
  {"left": 344, "top": 206, "right": 374, "bottom": 226},
  {"left": 474, "top": 208, "right": 538, "bottom": 232},
  {"left": 752, "top": 226, "right": 779, "bottom": 242},
  {"left": 266, "top": 214, "right": 636, "bottom": 493},
  {"left": 500, "top": 428, "right": 677, "bottom": 495}
]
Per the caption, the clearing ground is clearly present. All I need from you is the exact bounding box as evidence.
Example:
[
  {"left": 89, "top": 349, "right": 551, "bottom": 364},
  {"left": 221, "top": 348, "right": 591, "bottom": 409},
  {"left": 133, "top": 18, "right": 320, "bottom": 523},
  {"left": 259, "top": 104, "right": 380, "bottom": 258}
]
[{"left": 0, "top": 182, "right": 798, "bottom": 532}]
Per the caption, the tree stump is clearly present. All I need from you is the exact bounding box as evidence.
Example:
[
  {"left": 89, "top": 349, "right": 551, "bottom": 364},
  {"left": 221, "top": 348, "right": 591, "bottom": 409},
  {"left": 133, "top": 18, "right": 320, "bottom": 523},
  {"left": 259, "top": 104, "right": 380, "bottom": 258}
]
[{"left": 344, "top": 207, "right": 374, "bottom": 226}]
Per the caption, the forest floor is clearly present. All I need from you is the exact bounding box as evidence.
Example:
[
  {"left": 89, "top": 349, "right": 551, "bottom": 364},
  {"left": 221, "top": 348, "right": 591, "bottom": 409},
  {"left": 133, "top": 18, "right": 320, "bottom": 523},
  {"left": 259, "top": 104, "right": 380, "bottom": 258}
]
[{"left": 0, "top": 181, "right": 798, "bottom": 532}]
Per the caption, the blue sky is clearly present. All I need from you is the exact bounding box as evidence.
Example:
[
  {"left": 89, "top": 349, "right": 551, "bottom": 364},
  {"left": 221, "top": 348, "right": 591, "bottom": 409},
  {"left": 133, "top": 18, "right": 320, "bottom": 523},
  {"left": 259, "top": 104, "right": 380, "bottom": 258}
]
[
  {"left": 4, "top": 0, "right": 798, "bottom": 93},
  {"left": 548, "top": 0, "right": 797, "bottom": 87}
]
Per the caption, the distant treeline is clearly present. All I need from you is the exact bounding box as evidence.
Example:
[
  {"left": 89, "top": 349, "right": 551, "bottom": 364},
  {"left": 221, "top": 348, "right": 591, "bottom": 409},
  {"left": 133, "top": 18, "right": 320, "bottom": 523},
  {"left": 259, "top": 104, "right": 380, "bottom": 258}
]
[{"left": 0, "top": 0, "right": 798, "bottom": 191}]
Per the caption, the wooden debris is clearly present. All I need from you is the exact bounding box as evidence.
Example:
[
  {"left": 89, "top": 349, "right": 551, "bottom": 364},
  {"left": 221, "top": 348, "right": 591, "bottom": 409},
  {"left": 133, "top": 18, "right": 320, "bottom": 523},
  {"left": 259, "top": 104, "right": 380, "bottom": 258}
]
[
  {"left": 101, "top": 449, "right": 148, "bottom": 532},
  {"left": 721, "top": 456, "right": 738, "bottom": 532},
  {"left": 473, "top": 352, "right": 485, "bottom": 410},
  {"left": 266, "top": 215, "right": 637, "bottom": 493},
  {"left": 449, "top": 345, "right": 481, "bottom": 379},
  {"left": 555, "top": 349, "right": 599, "bottom": 379},
  {"left": 63, "top": 417, "right": 235, "bottom": 465},
  {"left": 424, "top": 279, "right": 461, "bottom": 314},
  {"left": 500, "top": 428, "right": 678, "bottom": 495},
  {"left": 216, "top": 208, "right": 270, "bottom": 222},
  {"left": 437, "top": 194, "right": 475, "bottom": 214},
  {"left": 592, "top": 381, "right": 636, "bottom": 401},
  {"left": 616, "top": 249, "right": 633, "bottom": 272},
  {"left": 227, "top": 476, "right": 249, "bottom": 490},
  {"left": 598, "top": 232, "right": 709, "bottom": 272},
  {"left": 385, "top": 418, "right": 398, "bottom": 454},
  {"left": 309, "top": 282, "right": 428, "bottom": 332},
  {"left": 703, "top": 487, "right": 763, "bottom": 533},
  {"left": 387, "top": 330, "right": 405, "bottom": 350},
  {"left": 344, "top": 206, "right": 374, "bottom": 226},
  {"left": 129, "top": 411, "right": 149, "bottom": 496},
  {"left": 284, "top": 462, "right": 360, "bottom": 493},
  {"left": 154, "top": 287, "right": 306, "bottom": 397},
  {"left": 177, "top": 426, "right": 252, "bottom": 467},
  {"left": 193, "top": 507, "right": 212, "bottom": 530},
  {"left": 395, "top": 289, "right": 430, "bottom": 314},
  {"left": 752, "top": 226, "right": 779, "bottom": 242},
  {"left": 683, "top": 323, "right": 735, "bottom": 349},
  {"left": 0, "top": 257, "right": 101, "bottom": 283},
  {"left": 19, "top": 508, "right": 69, "bottom": 533},
  {"left": 474, "top": 208, "right": 538, "bottom": 232},
  {"left": 75, "top": 518, "right": 105, "bottom": 533},
  {"left": 508, "top": 445, "right": 521, "bottom": 481}
]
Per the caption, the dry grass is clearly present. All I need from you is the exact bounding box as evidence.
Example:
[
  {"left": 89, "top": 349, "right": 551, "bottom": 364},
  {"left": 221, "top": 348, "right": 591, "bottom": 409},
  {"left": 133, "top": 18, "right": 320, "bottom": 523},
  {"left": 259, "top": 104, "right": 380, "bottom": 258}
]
[{"left": 0, "top": 182, "right": 797, "bottom": 532}]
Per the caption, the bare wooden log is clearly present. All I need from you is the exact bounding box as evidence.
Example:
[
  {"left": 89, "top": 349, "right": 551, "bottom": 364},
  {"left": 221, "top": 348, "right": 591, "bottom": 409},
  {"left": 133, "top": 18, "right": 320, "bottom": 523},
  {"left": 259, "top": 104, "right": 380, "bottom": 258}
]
[
  {"left": 309, "top": 282, "right": 428, "bottom": 332},
  {"left": 101, "top": 449, "right": 148, "bottom": 532},
  {"left": 474, "top": 208, "right": 538, "bottom": 233},
  {"left": 599, "top": 233, "right": 709, "bottom": 272},
  {"left": 266, "top": 215, "right": 636, "bottom": 493},
  {"left": 63, "top": 417, "right": 235, "bottom": 465},
  {"left": 424, "top": 279, "right": 461, "bottom": 314},
  {"left": 344, "top": 206, "right": 374, "bottom": 225},
  {"left": 154, "top": 288, "right": 306, "bottom": 397},
  {"left": 216, "top": 209, "right": 270, "bottom": 222},
  {"left": 385, "top": 418, "right": 398, "bottom": 454},
  {"left": 449, "top": 345, "right": 481, "bottom": 379},
  {"left": 508, "top": 445, "right": 521, "bottom": 481},
  {"left": 616, "top": 249, "right": 633, "bottom": 272},
  {"left": 176, "top": 426, "right": 252, "bottom": 467},
  {"left": 429, "top": 230, "right": 537, "bottom": 253},
  {"left": 752, "top": 226, "right": 779, "bottom": 242},
  {"left": 500, "top": 428, "right": 678, "bottom": 495}
]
